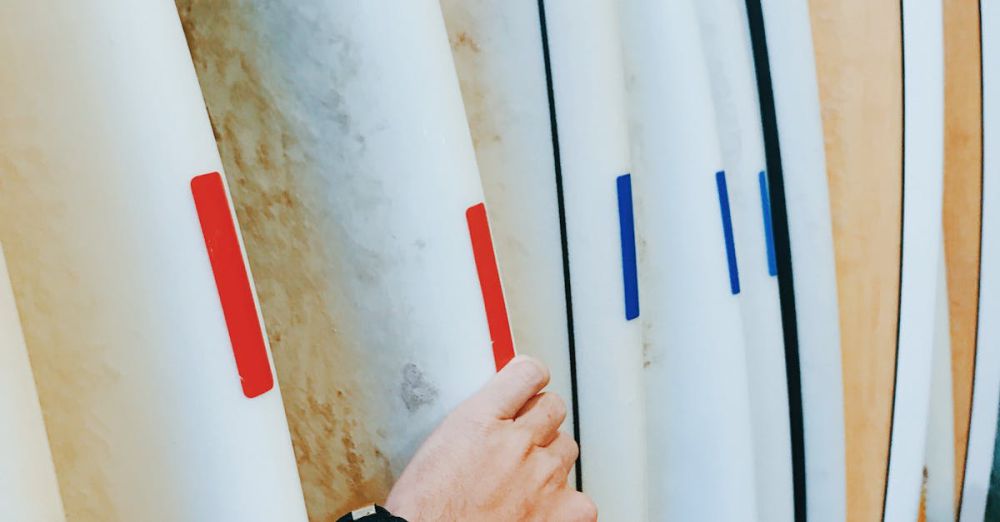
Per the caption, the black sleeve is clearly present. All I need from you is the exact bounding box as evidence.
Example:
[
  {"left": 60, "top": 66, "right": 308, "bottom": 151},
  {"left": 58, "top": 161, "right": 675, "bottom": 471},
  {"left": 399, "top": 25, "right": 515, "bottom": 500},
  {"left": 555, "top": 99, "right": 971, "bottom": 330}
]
[{"left": 336, "top": 505, "right": 408, "bottom": 522}]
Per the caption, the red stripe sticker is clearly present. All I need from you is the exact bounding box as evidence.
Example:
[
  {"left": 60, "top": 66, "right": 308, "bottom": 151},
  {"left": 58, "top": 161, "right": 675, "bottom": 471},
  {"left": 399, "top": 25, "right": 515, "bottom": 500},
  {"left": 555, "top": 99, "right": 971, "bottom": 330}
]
[
  {"left": 191, "top": 172, "right": 274, "bottom": 398},
  {"left": 466, "top": 202, "right": 515, "bottom": 371}
]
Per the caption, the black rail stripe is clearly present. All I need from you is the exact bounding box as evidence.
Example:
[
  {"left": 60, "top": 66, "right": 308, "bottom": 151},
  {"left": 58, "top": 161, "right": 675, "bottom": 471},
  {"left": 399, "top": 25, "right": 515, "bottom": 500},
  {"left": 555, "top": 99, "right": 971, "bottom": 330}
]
[
  {"left": 743, "top": 2, "right": 808, "bottom": 520},
  {"left": 882, "top": 2, "right": 907, "bottom": 518},
  {"left": 536, "top": 0, "right": 583, "bottom": 491}
]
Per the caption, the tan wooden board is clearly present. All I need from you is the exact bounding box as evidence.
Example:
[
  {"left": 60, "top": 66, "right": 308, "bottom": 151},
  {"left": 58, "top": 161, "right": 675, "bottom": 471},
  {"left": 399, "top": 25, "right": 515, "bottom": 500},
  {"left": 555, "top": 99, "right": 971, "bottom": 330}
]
[
  {"left": 808, "top": 1, "right": 903, "bottom": 520},
  {"left": 943, "top": 0, "right": 983, "bottom": 514}
]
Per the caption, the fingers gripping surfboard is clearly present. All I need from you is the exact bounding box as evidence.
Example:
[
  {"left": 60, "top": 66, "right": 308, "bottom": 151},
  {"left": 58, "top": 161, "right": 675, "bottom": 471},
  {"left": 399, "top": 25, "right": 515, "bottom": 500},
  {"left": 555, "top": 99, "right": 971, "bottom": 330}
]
[
  {"left": 884, "top": 2, "right": 946, "bottom": 520},
  {"left": 177, "top": 1, "right": 502, "bottom": 519},
  {"left": 959, "top": 2, "right": 1000, "bottom": 519},
  {"left": 809, "top": 1, "right": 904, "bottom": 520},
  {"left": 745, "top": 1, "right": 847, "bottom": 519},
  {"left": 0, "top": 244, "right": 65, "bottom": 521},
  {"left": 0, "top": 2, "right": 307, "bottom": 520},
  {"left": 493, "top": 1, "right": 651, "bottom": 517},
  {"left": 621, "top": 0, "right": 757, "bottom": 520},
  {"left": 438, "top": 0, "right": 579, "bottom": 479},
  {"left": 693, "top": 1, "right": 794, "bottom": 519}
]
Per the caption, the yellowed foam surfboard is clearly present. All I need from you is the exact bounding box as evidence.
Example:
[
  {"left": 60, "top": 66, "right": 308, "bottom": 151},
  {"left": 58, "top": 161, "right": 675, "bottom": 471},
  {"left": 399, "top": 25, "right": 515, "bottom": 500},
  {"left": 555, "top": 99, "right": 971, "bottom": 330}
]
[
  {"left": 808, "top": 1, "right": 902, "bottom": 520},
  {"left": 178, "top": 1, "right": 502, "bottom": 519},
  {"left": 0, "top": 243, "right": 65, "bottom": 521},
  {"left": 0, "top": 1, "right": 308, "bottom": 520}
]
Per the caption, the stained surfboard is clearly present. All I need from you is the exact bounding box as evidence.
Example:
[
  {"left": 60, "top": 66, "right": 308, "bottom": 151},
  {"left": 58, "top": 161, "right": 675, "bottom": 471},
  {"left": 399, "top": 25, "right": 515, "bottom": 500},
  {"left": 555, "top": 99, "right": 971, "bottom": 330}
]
[
  {"left": 0, "top": 244, "right": 65, "bottom": 521},
  {"left": 745, "top": 1, "right": 847, "bottom": 519},
  {"left": 178, "top": 1, "right": 506, "bottom": 519},
  {"left": 438, "top": 0, "right": 578, "bottom": 479},
  {"left": 694, "top": 0, "right": 793, "bottom": 519},
  {"left": 0, "top": 2, "right": 308, "bottom": 520},
  {"left": 943, "top": 0, "right": 985, "bottom": 518},
  {"left": 883, "top": 2, "right": 946, "bottom": 520},
  {"left": 621, "top": 0, "right": 757, "bottom": 520},
  {"left": 808, "top": 1, "right": 903, "bottom": 520},
  {"left": 959, "top": 2, "right": 1000, "bottom": 519}
]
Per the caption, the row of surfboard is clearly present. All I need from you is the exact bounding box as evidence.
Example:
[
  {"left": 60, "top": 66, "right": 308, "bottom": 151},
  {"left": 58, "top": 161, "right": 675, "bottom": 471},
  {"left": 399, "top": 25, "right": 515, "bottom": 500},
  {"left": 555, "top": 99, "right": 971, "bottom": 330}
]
[{"left": 0, "top": 0, "right": 996, "bottom": 521}]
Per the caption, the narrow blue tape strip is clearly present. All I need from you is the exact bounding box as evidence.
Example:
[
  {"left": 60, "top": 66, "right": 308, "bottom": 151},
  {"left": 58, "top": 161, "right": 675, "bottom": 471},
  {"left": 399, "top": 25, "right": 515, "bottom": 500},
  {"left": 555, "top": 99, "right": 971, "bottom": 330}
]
[
  {"left": 716, "top": 171, "right": 741, "bottom": 295},
  {"left": 759, "top": 170, "right": 778, "bottom": 277},
  {"left": 616, "top": 174, "right": 640, "bottom": 320}
]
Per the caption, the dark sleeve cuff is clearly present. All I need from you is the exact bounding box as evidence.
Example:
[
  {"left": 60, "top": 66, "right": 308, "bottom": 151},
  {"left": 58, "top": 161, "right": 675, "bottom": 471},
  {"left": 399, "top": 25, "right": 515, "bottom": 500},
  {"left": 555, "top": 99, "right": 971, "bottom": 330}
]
[{"left": 337, "top": 504, "right": 408, "bottom": 522}]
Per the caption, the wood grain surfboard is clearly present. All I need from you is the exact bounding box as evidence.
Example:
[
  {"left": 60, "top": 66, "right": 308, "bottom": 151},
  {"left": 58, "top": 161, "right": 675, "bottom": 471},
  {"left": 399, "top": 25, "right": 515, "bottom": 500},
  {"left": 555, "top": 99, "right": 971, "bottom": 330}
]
[
  {"left": 943, "top": 0, "right": 984, "bottom": 516},
  {"left": 808, "top": 1, "right": 903, "bottom": 521}
]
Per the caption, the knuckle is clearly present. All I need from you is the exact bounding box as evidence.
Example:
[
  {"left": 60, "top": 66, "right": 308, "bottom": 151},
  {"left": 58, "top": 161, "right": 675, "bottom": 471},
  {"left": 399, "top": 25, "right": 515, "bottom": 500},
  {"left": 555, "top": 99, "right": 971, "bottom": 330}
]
[
  {"left": 570, "top": 493, "right": 598, "bottom": 522},
  {"left": 511, "top": 357, "right": 548, "bottom": 389},
  {"left": 542, "top": 392, "right": 567, "bottom": 418}
]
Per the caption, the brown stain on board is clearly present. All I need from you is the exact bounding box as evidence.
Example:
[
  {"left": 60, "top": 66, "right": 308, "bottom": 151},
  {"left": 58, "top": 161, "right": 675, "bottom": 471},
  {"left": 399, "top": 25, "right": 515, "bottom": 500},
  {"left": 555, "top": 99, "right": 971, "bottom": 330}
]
[
  {"left": 943, "top": 0, "right": 982, "bottom": 512},
  {"left": 809, "top": 1, "right": 903, "bottom": 521},
  {"left": 177, "top": 2, "right": 394, "bottom": 518}
]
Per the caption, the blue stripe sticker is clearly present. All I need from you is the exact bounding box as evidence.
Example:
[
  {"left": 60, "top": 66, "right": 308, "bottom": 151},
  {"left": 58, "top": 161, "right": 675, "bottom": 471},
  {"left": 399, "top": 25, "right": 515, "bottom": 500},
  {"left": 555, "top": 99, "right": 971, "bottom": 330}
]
[
  {"left": 716, "top": 171, "right": 740, "bottom": 295},
  {"left": 758, "top": 171, "right": 778, "bottom": 277},
  {"left": 616, "top": 174, "right": 640, "bottom": 320}
]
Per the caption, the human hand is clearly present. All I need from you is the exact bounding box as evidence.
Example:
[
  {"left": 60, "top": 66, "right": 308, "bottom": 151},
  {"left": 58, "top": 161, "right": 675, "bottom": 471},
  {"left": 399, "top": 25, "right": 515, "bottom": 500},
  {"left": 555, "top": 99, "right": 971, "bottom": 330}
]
[{"left": 384, "top": 356, "right": 596, "bottom": 521}]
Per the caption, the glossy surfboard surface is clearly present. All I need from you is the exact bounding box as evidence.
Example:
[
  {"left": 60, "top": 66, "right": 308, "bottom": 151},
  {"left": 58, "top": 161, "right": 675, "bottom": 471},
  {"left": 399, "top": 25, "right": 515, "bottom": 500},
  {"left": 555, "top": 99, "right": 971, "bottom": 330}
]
[
  {"left": 809, "top": 0, "right": 903, "bottom": 520},
  {"left": 745, "top": 1, "right": 846, "bottom": 519},
  {"left": 884, "top": 2, "right": 946, "bottom": 519},
  {"left": 178, "top": 1, "right": 503, "bottom": 519},
  {"left": 960, "top": 2, "right": 1000, "bottom": 519},
  {"left": 693, "top": 0, "right": 793, "bottom": 519},
  {"left": 0, "top": 244, "right": 65, "bottom": 521},
  {"left": 0, "top": 1, "right": 308, "bottom": 520},
  {"left": 439, "top": 0, "right": 577, "bottom": 472}
]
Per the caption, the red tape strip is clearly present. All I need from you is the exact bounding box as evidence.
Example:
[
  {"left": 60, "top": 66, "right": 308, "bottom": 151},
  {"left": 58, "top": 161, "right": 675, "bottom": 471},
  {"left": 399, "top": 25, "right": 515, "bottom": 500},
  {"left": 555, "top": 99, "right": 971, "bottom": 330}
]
[
  {"left": 466, "top": 202, "right": 515, "bottom": 371},
  {"left": 191, "top": 172, "right": 274, "bottom": 398}
]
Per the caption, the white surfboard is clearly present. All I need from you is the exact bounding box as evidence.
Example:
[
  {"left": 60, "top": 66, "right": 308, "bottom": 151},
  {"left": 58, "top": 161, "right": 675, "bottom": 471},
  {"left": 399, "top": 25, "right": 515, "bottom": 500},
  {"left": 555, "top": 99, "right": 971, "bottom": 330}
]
[
  {"left": 621, "top": 0, "right": 757, "bottom": 519},
  {"left": 924, "top": 247, "right": 956, "bottom": 522},
  {"left": 0, "top": 244, "right": 65, "bottom": 521},
  {"left": 746, "top": 1, "right": 846, "bottom": 519},
  {"left": 0, "top": 2, "right": 307, "bottom": 520},
  {"left": 960, "top": 2, "right": 1000, "bottom": 519},
  {"left": 694, "top": 1, "right": 793, "bottom": 520},
  {"left": 439, "top": 0, "right": 577, "bottom": 471},
  {"left": 518, "top": 1, "right": 649, "bottom": 518},
  {"left": 178, "top": 1, "right": 503, "bottom": 518},
  {"left": 884, "top": 2, "right": 946, "bottom": 520}
]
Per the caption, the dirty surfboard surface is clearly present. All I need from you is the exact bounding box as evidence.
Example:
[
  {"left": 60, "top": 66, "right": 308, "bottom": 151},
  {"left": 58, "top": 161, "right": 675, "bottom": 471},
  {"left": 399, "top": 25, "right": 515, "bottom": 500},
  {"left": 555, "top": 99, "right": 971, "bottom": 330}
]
[
  {"left": 621, "top": 0, "right": 758, "bottom": 520},
  {"left": 959, "top": 1, "right": 1000, "bottom": 519},
  {"left": 745, "top": 0, "right": 847, "bottom": 519},
  {"left": 0, "top": 1, "right": 308, "bottom": 520},
  {"left": 177, "top": 1, "right": 504, "bottom": 519},
  {"left": 694, "top": 0, "right": 794, "bottom": 519},
  {"left": 808, "top": 0, "right": 903, "bottom": 520},
  {"left": 883, "top": 1, "right": 946, "bottom": 520},
  {"left": 439, "top": 0, "right": 578, "bottom": 471},
  {"left": 0, "top": 243, "right": 65, "bottom": 521}
]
